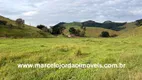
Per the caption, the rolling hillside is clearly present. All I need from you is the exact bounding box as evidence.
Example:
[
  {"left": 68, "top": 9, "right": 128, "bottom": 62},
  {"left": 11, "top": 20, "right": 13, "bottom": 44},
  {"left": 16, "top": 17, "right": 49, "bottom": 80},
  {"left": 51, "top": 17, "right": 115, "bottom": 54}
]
[
  {"left": 0, "top": 15, "right": 141, "bottom": 38},
  {"left": 63, "top": 26, "right": 119, "bottom": 37},
  {"left": 0, "top": 16, "right": 50, "bottom": 38},
  {"left": 120, "top": 26, "right": 142, "bottom": 37},
  {"left": 62, "top": 20, "right": 140, "bottom": 37}
]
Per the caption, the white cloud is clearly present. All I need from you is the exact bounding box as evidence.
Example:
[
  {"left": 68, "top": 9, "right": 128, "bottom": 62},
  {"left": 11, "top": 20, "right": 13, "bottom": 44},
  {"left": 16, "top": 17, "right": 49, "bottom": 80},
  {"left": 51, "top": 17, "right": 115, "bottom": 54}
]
[
  {"left": 0, "top": 0, "right": 142, "bottom": 26},
  {"left": 22, "top": 11, "right": 38, "bottom": 16},
  {"left": 130, "top": 9, "right": 142, "bottom": 15}
]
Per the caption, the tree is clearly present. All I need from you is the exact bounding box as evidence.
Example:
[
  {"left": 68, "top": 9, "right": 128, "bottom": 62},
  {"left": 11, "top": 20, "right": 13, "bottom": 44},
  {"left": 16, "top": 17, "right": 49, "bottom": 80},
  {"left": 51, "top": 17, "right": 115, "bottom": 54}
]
[
  {"left": 37, "top": 24, "right": 50, "bottom": 32},
  {"left": 69, "top": 27, "right": 76, "bottom": 34},
  {"left": 136, "top": 19, "right": 142, "bottom": 26},
  {"left": 51, "top": 22, "right": 66, "bottom": 35},
  {"left": 101, "top": 31, "right": 110, "bottom": 37},
  {"left": 42, "top": 27, "right": 50, "bottom": 32},
  {"left": 69, "top": 27, "right": 86, "bottom": 37},
  {"left": 16, "top": 18, "right": 25, "bottom": 28},
  {"left": 37, "top": 25, "right": 46, "bottom": 29}
]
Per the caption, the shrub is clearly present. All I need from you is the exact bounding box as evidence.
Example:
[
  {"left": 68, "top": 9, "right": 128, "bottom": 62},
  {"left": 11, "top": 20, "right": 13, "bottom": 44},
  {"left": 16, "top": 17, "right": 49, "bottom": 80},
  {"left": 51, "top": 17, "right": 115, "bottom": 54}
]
[
  {"left": 37, "top": 25, "right": 46, "bottom": 29},
  {"left": 16, "top": 18, "right": 25, "bottom": 28},
  {"left": 101, "top": 31, "right": 110, "bottom": 37},
  {"left": 136, "top": 19, "right": 142, "bottom": 26},
  {"left": 69, "top": 27, "right": 85, "bottom": 37},
  {"left": 0, "top": 20, "right": 7, "bottom": 25},
  {"left": 37, "top": 25, "right": 50, "bottom": 33},
  {"left": 69, "top": 27, "right": 76, "bottom": 34}
]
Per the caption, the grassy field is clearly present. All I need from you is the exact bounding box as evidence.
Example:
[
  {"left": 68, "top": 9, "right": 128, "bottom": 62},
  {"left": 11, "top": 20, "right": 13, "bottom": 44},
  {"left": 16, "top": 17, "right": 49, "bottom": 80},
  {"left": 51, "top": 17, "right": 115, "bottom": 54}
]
[
  {"left": 0, "top": 37, "right": 142, "bottom": 80},
  {"left": 63, "top": 25, "right": 119, "bottom": 37}
]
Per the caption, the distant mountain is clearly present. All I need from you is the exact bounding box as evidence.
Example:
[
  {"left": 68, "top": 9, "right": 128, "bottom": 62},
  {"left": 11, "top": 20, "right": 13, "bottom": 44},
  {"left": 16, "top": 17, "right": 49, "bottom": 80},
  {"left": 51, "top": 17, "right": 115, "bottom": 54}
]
[{"left": 82, "top": 20, "right": 126, "bottom": 31}]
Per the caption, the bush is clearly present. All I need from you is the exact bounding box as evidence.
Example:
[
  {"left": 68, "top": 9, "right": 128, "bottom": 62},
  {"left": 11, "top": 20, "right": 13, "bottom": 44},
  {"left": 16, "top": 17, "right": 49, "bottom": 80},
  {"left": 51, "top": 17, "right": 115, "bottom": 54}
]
[
  {"left": 16, "top": 18, "right": 25, "bottom": 28},
  {"left": 0, "top": 20, "right": 7, "bottom": 25},
  {"left": 69, "top": 27, "right": 85, "bottom": 37},
  {"left": 101, "top": 31, "right": 110, "bottom": 37},
  {"left": 37, "top": 25, "right": 46, "bottom": 29},
  {"left": 136, "top": 19, "right": 142, "bottom": 26},
  {"left": 69, "top": 27, "right": 76, "bottom": 34},
  {"left": 37, "top": 25, "right": 50, "bottom": 33}
]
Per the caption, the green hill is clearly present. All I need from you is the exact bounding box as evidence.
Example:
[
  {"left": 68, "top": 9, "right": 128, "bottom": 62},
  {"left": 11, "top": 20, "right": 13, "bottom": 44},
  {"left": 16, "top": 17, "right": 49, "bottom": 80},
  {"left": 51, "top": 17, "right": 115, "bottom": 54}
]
[
  {"left": 63, "top": 26, "right": 118, "bottom": 37},
  {"left": 62, "top": 20, "right": 141, "bottom": 37},
  {"left": 1, "top": 15, "right": 141, "bottom": 38},
  {"left": 85, "top": 27, "right": 118, "bottom": 37},
  {"left": 0, "top": 16, "right": 50, "bottom": 38},
  {"left": 118, "top": 21, "right": 142, "bottom": 37},
  {"left": 62, "top": 21, "right": 120, "bottom": 37},
  {"left": 120, "top": 26, "right": 142, "bottom": 37},
  {"left": 119, "top": 22, "right": 137, "bottom": 32}
]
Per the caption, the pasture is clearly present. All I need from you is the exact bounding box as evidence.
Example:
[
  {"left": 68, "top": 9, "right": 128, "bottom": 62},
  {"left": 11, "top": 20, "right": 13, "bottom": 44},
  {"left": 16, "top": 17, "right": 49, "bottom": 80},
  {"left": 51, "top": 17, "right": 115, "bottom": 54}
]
[{"left": 0, "top": 37, "right": 142, "bottom": 80}]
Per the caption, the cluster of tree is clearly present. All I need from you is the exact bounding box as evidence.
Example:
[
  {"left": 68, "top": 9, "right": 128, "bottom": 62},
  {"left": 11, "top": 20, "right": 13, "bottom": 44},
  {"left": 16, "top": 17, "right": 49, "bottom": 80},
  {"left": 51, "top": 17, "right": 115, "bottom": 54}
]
[
  {"left": 37, "top": 25, "right": 50, "bottom": 32},
  {"left": 0, "top": 20, "right": 7, "bottom": 25},
  {"left": 136, "top": 19, "right": 142, "bottom": 26},
  {"left": 69, "top": 27, "right": 85, "bottom": 37},
  {"left": 51, "top": 22, "right": 66, "bottom": 35},
  {"left": 36, "top": 22, "right": 86, "bottom": 37},
  {"left": 36, "top": 22, "right": 67, "bottom": 35},
  {"left": 82, "top": 20, "right": 96, "bottom": 27}
]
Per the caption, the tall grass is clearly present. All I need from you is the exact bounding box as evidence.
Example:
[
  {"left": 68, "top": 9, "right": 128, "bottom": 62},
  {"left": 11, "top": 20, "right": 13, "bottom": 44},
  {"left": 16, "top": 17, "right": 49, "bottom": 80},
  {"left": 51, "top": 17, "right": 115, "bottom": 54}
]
[{"left": 0, "top": 37, "right": 142, "bottom": 80}]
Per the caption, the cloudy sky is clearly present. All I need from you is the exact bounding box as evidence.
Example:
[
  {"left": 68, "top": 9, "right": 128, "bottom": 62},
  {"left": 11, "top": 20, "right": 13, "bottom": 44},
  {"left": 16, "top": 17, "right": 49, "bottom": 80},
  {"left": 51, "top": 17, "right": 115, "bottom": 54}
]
[{"left": 0, "top": 0, "right": 142, "bottom": 26}]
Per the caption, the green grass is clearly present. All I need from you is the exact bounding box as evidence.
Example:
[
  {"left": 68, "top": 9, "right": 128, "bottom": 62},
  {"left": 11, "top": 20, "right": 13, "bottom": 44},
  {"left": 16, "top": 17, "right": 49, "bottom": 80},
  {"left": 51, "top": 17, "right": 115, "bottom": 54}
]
[
  {"left": 63, "top": 25, "right": 119, "bottom": 37},
  {"left": 85, "top": 27, "right": 118, "bottom": 37},
  {"left": 0, "top": 16, "right": 51, "bottom": 38},
  {"left": 0, "top": 37, "right": 142, "bottom": 80},
  {"left": 0, "top": 25, "right": 52, "bottom": 38},
  {"left": 120, "top": 26, "right": 142, "bottom": 37}
]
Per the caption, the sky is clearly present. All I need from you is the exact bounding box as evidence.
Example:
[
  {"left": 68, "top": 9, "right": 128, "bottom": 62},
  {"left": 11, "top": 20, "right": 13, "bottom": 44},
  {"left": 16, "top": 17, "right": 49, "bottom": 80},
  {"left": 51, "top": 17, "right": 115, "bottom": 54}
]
[{"left": 0, "top": 0, "right": 142, "bottom": 26}]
